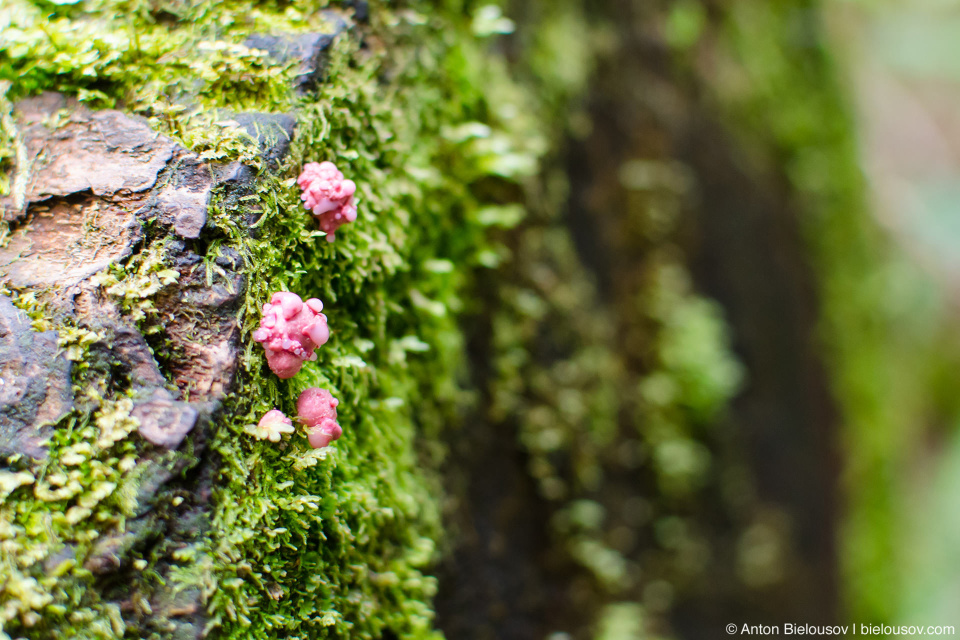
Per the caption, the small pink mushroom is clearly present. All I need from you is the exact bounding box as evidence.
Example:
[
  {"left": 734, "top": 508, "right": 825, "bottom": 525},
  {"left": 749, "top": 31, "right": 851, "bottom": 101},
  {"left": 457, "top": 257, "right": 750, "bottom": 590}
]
[
  {"left": 297, "top": 161, "right": 358, "bottom": 242},
  {"left": 253, "top": 292, "right": 330, "bottom": 379},
  {"left": 253, "top": 409, "right": 295, "bottom": 442},
  {"left": 297, "top": 387, "right": 343, "bottom": 449}
]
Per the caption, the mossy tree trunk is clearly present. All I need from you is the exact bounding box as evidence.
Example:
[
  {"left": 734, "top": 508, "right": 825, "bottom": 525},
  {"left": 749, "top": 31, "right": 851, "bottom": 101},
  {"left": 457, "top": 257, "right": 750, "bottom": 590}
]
[{"left": 0, "top": 1, "right": 876, "bottom": 639}]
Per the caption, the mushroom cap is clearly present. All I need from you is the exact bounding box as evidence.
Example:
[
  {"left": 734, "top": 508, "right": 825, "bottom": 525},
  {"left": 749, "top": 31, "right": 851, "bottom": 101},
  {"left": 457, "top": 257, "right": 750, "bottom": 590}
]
[
  {"left": 259, "top": 409, "right": 291, "bottom": 428},
  {"left": 254, "top": 292, "right": 330, "bottom": 378},
  {"left": 297, "top": 387, "right": 339, "bottom": 427},
  {"left": 265, "top": 350, "right": 304, "bottom": 379},
  {"left": 297, "top": 161, "right": 358, "bottom": 241},
  {"left": 307, "top": 418, "right": 343, "bottom": 449}
]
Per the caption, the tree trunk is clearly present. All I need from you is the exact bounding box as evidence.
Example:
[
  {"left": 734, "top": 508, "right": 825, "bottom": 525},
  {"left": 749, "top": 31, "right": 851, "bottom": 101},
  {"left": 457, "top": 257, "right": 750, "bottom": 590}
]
[{"left": 0, "top": 1, "right": 867, "bottom": 639}]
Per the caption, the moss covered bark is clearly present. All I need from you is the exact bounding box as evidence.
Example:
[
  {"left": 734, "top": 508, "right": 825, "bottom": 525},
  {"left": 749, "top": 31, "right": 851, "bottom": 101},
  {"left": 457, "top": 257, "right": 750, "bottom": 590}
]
[
  {"left": 1, "top": 2, "right": 548, "bottom": 637},
  {"left": 0, "top": 0, "right": 928, "bottom": 638}
]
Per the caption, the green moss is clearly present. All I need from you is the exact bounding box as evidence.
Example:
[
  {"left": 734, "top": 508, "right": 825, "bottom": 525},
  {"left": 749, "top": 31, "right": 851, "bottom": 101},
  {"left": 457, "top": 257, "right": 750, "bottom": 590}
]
[
  {"left": 487, "top": 202, "right": 744, "bottom": 611},
  {"left": 1, "top": 0, "right": 564, "bottom": 638},
  {"left": 0, "top": 277, "right": 171, "bottom": 638},
  {"left": 200, "top": 8, "right": 553, "bottom": 635}
]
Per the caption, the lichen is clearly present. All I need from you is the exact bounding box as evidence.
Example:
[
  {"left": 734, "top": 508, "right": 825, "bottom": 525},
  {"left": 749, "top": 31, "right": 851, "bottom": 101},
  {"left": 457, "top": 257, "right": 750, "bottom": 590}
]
[
  {"left": 90, "top": 250, "right": 180, "bottom": 333},
  {"left": 0, "top": 398, "right": 145, "bottom": 638}
]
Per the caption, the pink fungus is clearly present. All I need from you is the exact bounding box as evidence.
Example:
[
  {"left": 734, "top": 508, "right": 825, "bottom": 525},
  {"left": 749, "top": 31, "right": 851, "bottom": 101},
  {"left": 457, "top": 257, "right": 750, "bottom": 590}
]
[
  {"left": 252, "top": 410, "right": 295, "bottom": 442},
  {"left": 297, "top": 161, "right": 358, "bottom": 242},
  {"left": 297, "top": 387, "right": 342, "bottom": 449},
  {"left": 253, "top": 292, "right": 330, "bottom": 379}
]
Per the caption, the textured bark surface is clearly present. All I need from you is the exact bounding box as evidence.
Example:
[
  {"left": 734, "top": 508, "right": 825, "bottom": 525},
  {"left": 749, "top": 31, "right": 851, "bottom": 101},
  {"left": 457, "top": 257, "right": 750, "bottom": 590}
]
[{"left": 0, "top": 295, "right": 73, "bottom": 459}]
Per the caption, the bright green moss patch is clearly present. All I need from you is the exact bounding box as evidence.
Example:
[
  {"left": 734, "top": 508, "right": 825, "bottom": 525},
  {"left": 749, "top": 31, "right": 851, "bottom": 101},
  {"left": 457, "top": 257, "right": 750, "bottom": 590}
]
[
  {"left": 0, "top": 0, "right": 333, "bottom": 111},
  {"left": 201, "top": 8, "right": 551, "bottom": 637},
  {"left": 0, "top": 273, "right": 191, "bottom": 638}
]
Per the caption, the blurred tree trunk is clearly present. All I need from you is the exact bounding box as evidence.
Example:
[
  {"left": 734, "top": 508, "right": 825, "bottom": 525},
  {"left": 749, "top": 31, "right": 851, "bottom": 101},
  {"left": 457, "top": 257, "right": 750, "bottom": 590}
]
[{"left": 436, "top": 1, "right": 843, "bottom": 639}]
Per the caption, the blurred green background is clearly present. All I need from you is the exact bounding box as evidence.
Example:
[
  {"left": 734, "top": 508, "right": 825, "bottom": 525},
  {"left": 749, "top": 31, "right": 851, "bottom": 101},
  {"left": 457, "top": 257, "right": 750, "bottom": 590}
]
[{"left": 827, "top": 0, "right": 960, "bottom": 630}]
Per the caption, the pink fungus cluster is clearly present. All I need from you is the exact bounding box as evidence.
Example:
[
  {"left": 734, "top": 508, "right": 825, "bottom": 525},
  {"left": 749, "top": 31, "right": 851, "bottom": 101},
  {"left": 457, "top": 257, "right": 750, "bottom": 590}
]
[
  {"left": 253, "top": 292, "right": 330, "bottom": 379},
  {"left": 253, "top": 388, "right": 342, "bottom": 449},
  {"left": 298, "top": 387, "right": 342, "bottom": 449},
  {"left": 297, "top": 161, "right": 357, "bottom": 242}
]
